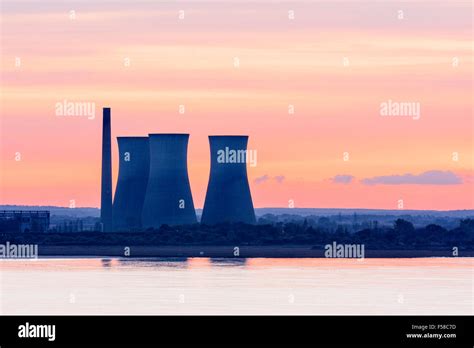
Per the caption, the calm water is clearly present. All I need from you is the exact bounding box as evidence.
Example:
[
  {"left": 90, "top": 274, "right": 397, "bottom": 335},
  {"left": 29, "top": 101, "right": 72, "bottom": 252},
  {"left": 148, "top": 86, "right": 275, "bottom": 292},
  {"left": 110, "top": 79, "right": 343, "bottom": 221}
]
[{"left": 0, "top": 257, "right": 472, "bottom": 315}]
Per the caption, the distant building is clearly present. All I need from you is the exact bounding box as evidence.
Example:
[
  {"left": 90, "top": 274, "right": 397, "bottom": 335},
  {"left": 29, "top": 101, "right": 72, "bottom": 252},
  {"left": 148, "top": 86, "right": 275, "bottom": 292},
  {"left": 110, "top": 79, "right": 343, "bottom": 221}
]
[{"left": 0, "top": 211, "right": 50, "bottom": 232}]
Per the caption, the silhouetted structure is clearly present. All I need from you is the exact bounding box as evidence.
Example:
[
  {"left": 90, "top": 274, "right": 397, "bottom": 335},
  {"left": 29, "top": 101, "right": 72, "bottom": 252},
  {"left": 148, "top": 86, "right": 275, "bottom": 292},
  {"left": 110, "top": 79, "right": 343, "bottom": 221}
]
[
  {"left": 141, "top": 134, "right": 197, "bottom": 228},
  {"left": 0, "top": 210, "right": 50, "bottom": 232},
  {"left": 113, "top": 137, "right": 150, "bottom": 231},
  {"left": 100, "top": 107, "right": 113, "bottom": 232},
  {"left": 201, "top": 135, "right": 256, "bottom": 224}
]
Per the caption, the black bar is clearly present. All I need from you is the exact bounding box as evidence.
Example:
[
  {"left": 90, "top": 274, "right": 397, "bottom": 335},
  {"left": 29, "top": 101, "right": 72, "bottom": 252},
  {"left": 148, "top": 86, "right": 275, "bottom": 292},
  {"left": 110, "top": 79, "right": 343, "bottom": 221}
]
[{"left": 0, "top": 316, "right": 472, "bottom": 347}]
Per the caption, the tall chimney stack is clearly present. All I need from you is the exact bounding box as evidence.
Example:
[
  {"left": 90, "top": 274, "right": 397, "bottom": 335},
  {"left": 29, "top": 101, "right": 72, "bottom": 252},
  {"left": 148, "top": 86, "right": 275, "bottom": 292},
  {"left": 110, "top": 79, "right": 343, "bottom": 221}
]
[{"left": 100, "top": 107, "right": 113, "bottom": 232}]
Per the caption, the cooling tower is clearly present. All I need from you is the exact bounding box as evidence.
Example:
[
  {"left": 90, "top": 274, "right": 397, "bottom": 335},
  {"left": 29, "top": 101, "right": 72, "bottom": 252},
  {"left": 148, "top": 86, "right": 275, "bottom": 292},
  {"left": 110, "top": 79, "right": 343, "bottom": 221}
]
[
  {"left": 100, "top": 107, "right": 113, "bottom": 232},
  {"left": 141, "top": 134, "right": 197, "bottom": 228},
  {"left": 112, "top": 137, "right": 150, "bottom": 231},
  {"left": 201, "top": 135, "right": 256, "bottom": 225}
]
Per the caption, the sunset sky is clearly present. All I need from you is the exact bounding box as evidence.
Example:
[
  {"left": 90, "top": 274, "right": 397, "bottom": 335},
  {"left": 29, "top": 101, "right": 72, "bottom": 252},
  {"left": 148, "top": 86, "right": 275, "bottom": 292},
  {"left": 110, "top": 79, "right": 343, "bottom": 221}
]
[{"left": 1, "top": 0, "right": 472, "bottom": 210}]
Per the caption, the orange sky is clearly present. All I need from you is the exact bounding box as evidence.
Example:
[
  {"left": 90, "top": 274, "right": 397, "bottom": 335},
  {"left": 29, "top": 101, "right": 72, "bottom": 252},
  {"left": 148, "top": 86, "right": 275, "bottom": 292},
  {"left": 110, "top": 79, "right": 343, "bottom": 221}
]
[{"left": 1, "top": 1, "right": 473, "bottom": 210}]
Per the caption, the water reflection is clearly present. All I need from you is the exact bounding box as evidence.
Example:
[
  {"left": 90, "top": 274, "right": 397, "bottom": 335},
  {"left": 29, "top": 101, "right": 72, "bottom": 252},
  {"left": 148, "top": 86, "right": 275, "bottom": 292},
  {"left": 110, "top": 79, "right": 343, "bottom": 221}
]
[
  {"left": 117, "top": 257, "right": 188, "bottom": 269},
  {"left": 101, "top": 258, "right": 113, "bottom": 268},
  {"left": 209, "top": 258, "right": 247, "bottom": 267},
  {"left": 114, "top": 257, "right": 248, "bottom": 269},
  {"left": 0, "top": 257, "right": 472, "bottom": 315}
]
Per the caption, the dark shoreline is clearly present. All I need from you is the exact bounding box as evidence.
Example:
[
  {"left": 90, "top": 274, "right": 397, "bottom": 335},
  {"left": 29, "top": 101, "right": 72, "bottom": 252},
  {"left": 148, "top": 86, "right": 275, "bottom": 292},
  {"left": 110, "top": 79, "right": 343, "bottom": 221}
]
[{"left": 33, "top": 245, "right": 474, "bottom": 258}]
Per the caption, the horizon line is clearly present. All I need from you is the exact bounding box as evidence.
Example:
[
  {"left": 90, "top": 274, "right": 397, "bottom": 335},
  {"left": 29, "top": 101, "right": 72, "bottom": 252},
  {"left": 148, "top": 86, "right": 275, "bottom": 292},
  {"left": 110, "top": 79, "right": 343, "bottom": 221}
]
[{"left": 1, "top": 204, "right": 473, "bottom": 213}]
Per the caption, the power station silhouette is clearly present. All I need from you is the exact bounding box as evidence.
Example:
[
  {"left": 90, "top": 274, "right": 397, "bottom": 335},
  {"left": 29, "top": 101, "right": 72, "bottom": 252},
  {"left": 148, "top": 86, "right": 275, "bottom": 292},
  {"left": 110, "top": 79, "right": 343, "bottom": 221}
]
[
  {"left": 141, "top": 134, "right": 197, "bottom": 228},
  {"left": 201, "top": 136, "right": 256, "bottom": 225},
  {"left": 112, "top": 136, "right": 149, "bottom": 231},
  {"left": 100, "top": 108, "right": 256, "bottom": 232},
  {"left": 100, "top": 107, "right": 113, "bottom": 232}
]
